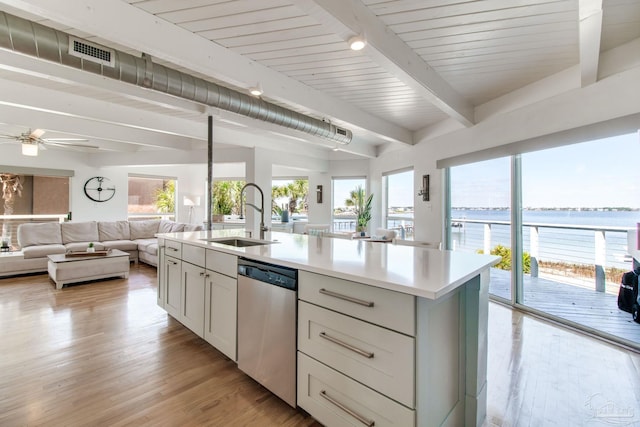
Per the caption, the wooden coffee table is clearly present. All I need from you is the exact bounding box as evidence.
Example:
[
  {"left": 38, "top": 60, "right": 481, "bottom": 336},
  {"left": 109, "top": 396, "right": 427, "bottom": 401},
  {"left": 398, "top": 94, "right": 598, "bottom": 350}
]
[{"left": 47, "top": 249, "right": 130, "bottom": 289}]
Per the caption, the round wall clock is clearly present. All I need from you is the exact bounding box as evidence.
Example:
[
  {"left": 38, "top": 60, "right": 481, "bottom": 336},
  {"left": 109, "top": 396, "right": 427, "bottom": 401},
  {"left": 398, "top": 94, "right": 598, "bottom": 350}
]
[{"left": 84, "top": 176, "right": 116, "bottom": 202}]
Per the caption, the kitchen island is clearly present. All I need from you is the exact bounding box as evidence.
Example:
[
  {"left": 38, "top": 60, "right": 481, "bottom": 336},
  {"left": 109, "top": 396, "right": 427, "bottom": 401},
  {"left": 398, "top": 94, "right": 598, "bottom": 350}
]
[{"left": 156, "top": 229, "right": 500, "bottom": 427}]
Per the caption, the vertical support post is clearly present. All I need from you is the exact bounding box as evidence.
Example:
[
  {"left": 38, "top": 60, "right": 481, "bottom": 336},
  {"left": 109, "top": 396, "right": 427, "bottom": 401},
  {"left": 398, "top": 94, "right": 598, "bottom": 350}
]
[
  {"left": 483, "top": 224, "right": 491, "bottom": 255},
  {"left": 530, "top": 226, "right": 539, "bottom": 278},
  {"left": 443, "top": 168, "right": 452, "bottom": 250},
  {"left": 511, "top": 155, "right": 523, "bottom": 305},
  {"left": 595, "top": 230, "right": 606, "bottom": 292}
]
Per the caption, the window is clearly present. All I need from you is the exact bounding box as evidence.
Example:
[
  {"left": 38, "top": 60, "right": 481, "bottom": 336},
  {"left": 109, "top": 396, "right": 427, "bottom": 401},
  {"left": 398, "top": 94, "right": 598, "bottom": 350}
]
[
  {"left": 332, "top": 177, "right": 366, "bottom": 232},
  {"left": 0, "top": 170, "right": 70, "bottom": 249},
  {"left": 128, "top": 175, "right": 176, "bottom": 220},
  {"left": 211, "top": 180, "right": 245, "bottom": 217},
  {"left": 272, "top": 178, "right": 308, "bottom": 221},
  {"left": 383, "top": 169, "right": 414, "bottom": 240}
]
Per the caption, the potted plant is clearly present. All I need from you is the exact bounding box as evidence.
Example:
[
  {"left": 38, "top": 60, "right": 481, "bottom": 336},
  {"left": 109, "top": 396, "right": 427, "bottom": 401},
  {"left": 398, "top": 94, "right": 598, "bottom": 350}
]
[
  {"left": 87, "top": 242, "right": 95, "bottom": 253},
  {"left": 346, "top": 186, "right": 373, "bottom": 236},
  {"left": 212, "top": 181, "right": 235, "bottom": 222}
]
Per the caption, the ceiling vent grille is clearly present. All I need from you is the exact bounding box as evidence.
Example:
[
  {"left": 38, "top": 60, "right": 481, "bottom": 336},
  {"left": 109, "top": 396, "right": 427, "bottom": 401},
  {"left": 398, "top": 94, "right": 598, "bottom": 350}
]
[{"left": 68, "top": 36, "right": 115, "bottom": 67}]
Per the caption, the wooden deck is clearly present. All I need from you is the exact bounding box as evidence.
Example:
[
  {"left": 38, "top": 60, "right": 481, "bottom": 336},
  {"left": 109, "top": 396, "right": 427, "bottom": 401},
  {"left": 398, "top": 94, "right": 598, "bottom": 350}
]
[{"left": 489, "top": 268, "right": 640, "bottom": 346}]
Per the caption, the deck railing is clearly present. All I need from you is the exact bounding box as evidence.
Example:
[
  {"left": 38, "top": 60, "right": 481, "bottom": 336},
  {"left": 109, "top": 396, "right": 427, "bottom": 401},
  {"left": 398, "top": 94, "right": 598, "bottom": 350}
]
[
  {"left": 331, "top": 215, "right": 415, "bottom": 239},
  {"left": 451, "top": 218, "right": 631, "bottom": 292}
]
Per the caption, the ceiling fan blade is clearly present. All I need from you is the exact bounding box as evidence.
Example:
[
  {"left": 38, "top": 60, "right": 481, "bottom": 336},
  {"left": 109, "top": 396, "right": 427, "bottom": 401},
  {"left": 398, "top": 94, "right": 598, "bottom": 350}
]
[
  {"left": 43, "top": 141, "right": 99, "bottom": 150},
  {"left": 43, "top": 138, "right": 90, "bottom": 143},
  {"left": 30, "top": 128, "right": 46, "bottom": 139},
  {"left": 0, "top": 134, "right": 18, "bottom": 140}
]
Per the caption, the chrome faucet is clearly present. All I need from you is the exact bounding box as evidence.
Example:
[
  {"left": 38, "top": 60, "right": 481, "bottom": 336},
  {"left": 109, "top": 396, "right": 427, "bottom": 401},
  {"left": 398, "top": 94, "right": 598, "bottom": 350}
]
[{"left": 239, "top": 183, "right": 268, "bottom": 240}]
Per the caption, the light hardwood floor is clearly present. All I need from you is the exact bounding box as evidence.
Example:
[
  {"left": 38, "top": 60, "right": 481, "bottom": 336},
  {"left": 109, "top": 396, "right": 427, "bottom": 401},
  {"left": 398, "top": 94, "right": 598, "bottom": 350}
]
[{"left": 1, "top": 265, "right": 639, "bottom": 426}]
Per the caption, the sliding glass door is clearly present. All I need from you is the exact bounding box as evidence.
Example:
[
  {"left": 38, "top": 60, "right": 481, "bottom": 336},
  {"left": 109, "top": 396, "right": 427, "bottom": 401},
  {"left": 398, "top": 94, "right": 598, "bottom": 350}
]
[
  {"left": 519, "top": 134, "right": 640, "bottom": 344},
  {"left": 449, "top": 157, "right": 512, "bottom": 301},
  {"left": 447, "top": 131, "right": 640, "bottom": 347}
]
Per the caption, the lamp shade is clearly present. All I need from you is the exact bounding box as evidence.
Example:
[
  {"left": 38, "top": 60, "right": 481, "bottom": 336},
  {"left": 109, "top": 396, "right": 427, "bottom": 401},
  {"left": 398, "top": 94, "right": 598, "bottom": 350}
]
[{"left": 183, "top": 196, "right": 195, "bottom": 207}]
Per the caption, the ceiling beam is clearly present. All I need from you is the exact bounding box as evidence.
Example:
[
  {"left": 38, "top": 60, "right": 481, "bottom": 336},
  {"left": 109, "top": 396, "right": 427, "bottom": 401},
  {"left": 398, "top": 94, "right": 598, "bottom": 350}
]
[
  {"left": 579, "top": 0, "right": 603, "bottom": 87},
  {"left": 0, "top": 0, "right": 412, "bottom": 146},
  {"left": 293, "top": 0, "right": 475, "bottom": 127},
  {"left": 0, "top": 101, "right": 197, "bottom": 149}
]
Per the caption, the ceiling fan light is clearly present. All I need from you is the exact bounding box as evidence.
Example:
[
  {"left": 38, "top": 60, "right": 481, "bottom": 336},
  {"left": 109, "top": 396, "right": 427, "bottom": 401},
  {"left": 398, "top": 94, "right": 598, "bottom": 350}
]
[
  {"left": 21, "top": 142, "right": 38, "bottom": 156},
  {"left": 348, "top": 35, "right": 366, "bottom": 51}
]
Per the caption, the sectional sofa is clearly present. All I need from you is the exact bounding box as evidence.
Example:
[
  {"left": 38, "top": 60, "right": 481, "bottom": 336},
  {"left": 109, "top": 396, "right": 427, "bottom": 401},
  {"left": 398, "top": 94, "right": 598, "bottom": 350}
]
[{"left": 0, "top": 219, "right": 202, "bottom": 278}]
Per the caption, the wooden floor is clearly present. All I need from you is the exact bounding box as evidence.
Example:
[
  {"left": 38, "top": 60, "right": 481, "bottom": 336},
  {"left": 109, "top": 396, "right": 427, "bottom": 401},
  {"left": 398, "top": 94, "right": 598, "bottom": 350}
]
[
  {"left": 1, "top": 266, "right": 639, "bottom": 426},
  {"left": 489, "top": 268, "right": 640, "bottom": 346}
]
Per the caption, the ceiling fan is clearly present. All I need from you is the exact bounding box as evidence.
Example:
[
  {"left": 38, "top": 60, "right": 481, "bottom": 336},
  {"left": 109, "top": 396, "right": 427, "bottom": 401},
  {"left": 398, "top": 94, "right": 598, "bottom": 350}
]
[{"left": 0, "top": 128, "right": 98, "bottom": 156}]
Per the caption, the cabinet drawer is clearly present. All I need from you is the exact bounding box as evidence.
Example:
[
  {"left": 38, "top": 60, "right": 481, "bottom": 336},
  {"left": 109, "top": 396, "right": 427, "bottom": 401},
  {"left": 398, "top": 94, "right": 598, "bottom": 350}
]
[
  {"left": 299, "top": 271, "right": 415, "bottom": 336},
  {"left": 298, "top": 352, "right": 414, "bottom": 427},
  {"left": 206, "top": 249, "right": 237, "bottom": 278},
  {"left": 164, "top": 240, "right": 182, "bottom": 258},
  {"left": 298, "top": 301, "right": 415, "bottom": 408},
  {"left": 183, "top": 244, "right": 205, "bottom": 267}
]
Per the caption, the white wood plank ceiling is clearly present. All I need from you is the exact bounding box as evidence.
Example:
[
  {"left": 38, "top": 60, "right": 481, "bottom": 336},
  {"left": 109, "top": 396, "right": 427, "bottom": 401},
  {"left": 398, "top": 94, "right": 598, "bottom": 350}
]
[{"left": 0, "top": 0, "right": 638, "bottom": 157}]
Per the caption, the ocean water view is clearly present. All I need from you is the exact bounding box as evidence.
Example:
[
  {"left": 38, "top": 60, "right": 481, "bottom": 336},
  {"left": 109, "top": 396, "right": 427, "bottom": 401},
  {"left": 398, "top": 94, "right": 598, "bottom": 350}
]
[{"left": 451, "top": 208, "right": 639, "bottom": 270}]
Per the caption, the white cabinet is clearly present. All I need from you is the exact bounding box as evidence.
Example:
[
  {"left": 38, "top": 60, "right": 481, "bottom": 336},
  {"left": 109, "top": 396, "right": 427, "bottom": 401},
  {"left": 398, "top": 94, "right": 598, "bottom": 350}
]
[
  {"left": 299, "top": 271, "right": 415, "bottom": 335},
  {"left": 298, "top": 353, "right": 414, "bottom": 427},
  {"left": 298, "top": 301, "right": 415, "bottom": 407},
  {"left": 157, "top": 241, "right": 165, "bottom": 308},
  {"left": 205, "top": 249, "right": 237, "bottom": 278},
  {"left": 204, "top": 271, "right": 237, "bottom": 360},
  {"left": 163, "top": 255, "right": 182, "bottom": 319},
  {"left": 165, "top": 239, "right": 182, "bottom": 258},
  {"left": 158, "top": 241, "right": 237, "bottom": 360},
  {"left": 297, "top": 271, "right": 416, "bottom": 426},
  {"left": 181, "top": 261, "right": 207, "bottom": 337}
]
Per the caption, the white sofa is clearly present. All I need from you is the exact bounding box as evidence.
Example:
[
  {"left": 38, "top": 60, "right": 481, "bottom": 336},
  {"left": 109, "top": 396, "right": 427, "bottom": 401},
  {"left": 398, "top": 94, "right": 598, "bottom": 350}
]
[{"left": 0, "top": 219, "right": 201, "bottom": 278}]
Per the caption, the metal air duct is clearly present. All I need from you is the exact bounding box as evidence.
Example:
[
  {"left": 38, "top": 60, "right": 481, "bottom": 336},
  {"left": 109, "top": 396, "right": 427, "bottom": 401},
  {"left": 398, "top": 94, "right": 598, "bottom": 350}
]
[{"left": 0, "top": 11, "right": 352, "bottom": 145}]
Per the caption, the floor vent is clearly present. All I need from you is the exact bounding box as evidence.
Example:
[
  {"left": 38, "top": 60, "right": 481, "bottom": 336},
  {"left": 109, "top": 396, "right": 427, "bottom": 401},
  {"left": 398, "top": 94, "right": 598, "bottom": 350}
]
[{"left": 68, "top": 36, "right": 115, "bottom": 67}]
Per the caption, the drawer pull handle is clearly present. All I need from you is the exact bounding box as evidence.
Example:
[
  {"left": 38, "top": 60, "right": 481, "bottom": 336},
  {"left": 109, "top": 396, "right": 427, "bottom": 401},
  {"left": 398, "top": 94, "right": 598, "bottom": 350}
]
[
  {"left": 169, "top": 260, "right": 177, "bottom": 265},
  {"left": 319, "top": 390, "right": 375, "bottom": 427},
  {"left": 319, "top": 332, "right": 374, "bottom": 359},
  {"left": 168, "top": 247, "right": 178, "bottom": 252},
  {"left": 319, "top": 288, "right": 374, "bottom": 307}
]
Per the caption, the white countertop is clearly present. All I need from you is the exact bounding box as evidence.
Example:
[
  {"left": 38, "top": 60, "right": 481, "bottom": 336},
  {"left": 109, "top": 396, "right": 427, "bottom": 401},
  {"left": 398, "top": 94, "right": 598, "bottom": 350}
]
[{"left": 159, "top": 229, "right": 500, "bottom": 300}]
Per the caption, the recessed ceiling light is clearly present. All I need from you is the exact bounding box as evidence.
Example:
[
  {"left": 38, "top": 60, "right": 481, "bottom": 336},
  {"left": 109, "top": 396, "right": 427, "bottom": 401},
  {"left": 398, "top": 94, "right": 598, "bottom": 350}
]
[
  {"left": 348, "top": 35, "right": 366, "bottom": 51},
  {"left": 249, "top": 83, "right": 263, "bottom": 96}
]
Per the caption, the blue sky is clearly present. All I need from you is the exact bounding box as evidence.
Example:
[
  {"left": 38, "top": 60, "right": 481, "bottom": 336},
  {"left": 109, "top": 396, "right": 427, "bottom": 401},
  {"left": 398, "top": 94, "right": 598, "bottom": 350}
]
[{"left": 451, "top": 131, "right": 640, "bottom": 208}]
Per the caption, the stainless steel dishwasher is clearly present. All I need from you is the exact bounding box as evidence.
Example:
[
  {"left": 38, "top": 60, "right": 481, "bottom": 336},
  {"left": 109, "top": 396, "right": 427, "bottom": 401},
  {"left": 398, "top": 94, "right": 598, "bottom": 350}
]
[{"left": 237, "top": 257, "right": 298, "bottom": 407}]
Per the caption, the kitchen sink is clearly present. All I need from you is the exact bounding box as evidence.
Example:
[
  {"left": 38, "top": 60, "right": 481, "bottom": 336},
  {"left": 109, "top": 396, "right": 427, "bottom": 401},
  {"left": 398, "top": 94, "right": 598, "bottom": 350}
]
[{"left": 200, "top": 238, "right": 275, "bottom": 247}]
